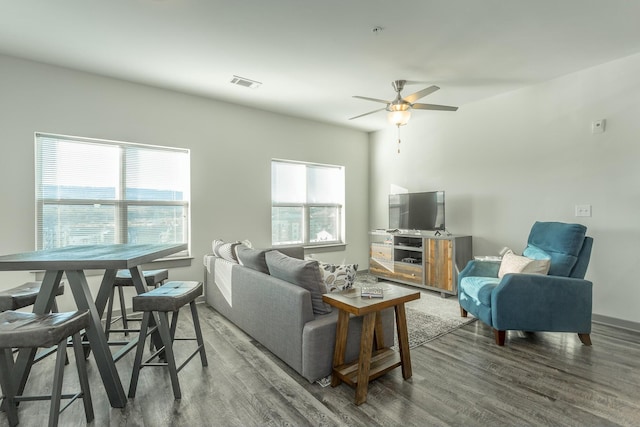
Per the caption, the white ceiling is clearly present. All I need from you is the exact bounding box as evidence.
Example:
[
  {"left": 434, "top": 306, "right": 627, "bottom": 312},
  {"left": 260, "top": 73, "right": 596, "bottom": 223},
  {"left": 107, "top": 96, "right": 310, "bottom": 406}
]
[{"left": 2, "top": 0, "right": 640, "bottom": 132}]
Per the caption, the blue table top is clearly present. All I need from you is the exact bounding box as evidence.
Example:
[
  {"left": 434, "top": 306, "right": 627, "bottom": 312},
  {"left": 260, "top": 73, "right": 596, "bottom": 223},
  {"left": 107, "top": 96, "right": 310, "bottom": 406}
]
[{"left": 0, "top": 243, "right": 187, "bottom": 271}]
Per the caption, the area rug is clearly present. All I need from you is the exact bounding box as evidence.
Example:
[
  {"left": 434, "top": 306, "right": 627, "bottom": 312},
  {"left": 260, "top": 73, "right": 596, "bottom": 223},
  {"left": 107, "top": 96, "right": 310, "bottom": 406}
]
[
  {"left": 392, "top": 306, "right": 474, "bottom": 350},
  {"left": 316, "top": 273, "right": 475, "bottom": 386},
  {"left": 354, "top": 273, "right": 476, "bottom": 343}
]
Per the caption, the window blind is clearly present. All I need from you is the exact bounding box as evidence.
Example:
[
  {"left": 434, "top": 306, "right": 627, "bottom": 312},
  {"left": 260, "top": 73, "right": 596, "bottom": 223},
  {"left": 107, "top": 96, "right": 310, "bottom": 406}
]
[
  {"left": 271, "top": 159, "right": 344, "bottom": 246},
  {"left": 35, "top": 133, "right": 190, "bottom": 256}
]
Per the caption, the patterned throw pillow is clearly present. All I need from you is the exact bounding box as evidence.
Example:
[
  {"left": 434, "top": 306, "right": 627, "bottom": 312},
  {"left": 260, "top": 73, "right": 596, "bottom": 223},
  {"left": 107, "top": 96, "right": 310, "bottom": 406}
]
[
  {"left": 212, "top": 239, "right": 241, "bottom": 263},
  {"left": 318, "top": 262, "right": 358, "bottom": 292}
]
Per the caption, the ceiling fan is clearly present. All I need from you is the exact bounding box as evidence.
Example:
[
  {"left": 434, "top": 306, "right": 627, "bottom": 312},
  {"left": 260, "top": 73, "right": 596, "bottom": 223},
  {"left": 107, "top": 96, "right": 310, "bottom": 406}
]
[{"left": 349, "top": 80, "right": 458, "bottom": 126}]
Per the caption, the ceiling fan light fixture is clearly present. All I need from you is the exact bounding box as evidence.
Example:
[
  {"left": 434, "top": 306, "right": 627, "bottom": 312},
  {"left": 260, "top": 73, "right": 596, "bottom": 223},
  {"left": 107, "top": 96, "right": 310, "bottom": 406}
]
[{"left": 388, "top": 109, "right": 411, "bottom": 126}]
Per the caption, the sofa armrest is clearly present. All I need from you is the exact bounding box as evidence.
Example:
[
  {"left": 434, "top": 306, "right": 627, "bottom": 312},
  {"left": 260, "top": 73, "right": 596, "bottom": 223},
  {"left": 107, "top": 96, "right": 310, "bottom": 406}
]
[
  {"left": 458, "top": 259, "right": 500, "bottom": 283},
  {"left": 492, "top": 274, "right": 592, "bottom": 333}
]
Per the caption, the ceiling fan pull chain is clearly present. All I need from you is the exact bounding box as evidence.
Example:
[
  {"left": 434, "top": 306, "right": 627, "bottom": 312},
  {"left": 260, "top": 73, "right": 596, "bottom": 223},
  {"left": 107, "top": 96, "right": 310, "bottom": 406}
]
[{"left": 397, "top": 124, "right": 401, "bottom": 153}]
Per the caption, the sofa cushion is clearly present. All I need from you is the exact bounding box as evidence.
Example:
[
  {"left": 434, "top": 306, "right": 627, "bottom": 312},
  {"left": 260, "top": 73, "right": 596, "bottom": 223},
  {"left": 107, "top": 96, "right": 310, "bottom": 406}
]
[
  {"left": 265, "top": 251, "right": 331, "bottom": 315},
  {"left": 236, "top": 245, "right": 270, "bottom": 274},
  {"left": 318, "top": 262, "right": 358, "bottom": 292},
  {"left": 212, "top": 239, "right": 241, "bottom": 263},
  {"left": 460, "top": 276, "right": 501, "bottom": 306},
  {"left": 498, "top": 250, "right": 550, "bottom": 278}
]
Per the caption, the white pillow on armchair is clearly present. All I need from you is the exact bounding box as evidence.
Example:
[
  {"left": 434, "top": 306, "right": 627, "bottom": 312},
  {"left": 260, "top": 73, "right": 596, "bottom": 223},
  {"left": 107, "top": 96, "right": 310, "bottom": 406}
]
[{"left": 498, "top": 250, "right": 551, "bottom": 278}]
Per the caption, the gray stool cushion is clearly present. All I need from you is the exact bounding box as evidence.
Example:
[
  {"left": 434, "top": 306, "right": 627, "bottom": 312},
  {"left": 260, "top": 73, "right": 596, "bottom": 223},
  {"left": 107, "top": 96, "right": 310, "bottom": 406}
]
[
  {"left": 0, "top": 282, "right": 65, "bottom": 312},
  {"left": 114, "top": 269, "right": 169, "bottom": 287},
  {"left": 132, "top": 281, "right": 202, "bottom": 313},
  {"left": 0, "top": 310, "right": 90, "bottom": 349}
]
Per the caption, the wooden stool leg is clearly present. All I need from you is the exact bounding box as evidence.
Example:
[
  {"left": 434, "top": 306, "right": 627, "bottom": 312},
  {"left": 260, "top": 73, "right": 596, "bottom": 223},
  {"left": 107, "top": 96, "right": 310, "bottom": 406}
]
[
  {"left": 189, "top": 301, "right": 208, "bottom": 367},
  {"left": 157, "top": 311, "right": 181, "bottom": 399},
  {"left": 71, "top": 331, "right": 94, "bottom": 422}
]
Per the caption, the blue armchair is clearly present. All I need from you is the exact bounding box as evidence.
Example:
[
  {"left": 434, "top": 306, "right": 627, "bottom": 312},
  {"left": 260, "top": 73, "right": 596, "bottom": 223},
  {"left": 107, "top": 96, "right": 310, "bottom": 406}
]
[{"left": 458, "top": 222, "right": 594, "bottom": 346}]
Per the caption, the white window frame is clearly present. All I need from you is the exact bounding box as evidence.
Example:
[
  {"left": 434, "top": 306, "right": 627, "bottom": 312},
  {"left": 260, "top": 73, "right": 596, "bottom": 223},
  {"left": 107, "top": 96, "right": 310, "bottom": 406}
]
[
  {"left": 271, "top": 159, "right": 345, "bottom": 248},
  {"left": 35, "top": 132, "right": 190, "bottom": 257}
]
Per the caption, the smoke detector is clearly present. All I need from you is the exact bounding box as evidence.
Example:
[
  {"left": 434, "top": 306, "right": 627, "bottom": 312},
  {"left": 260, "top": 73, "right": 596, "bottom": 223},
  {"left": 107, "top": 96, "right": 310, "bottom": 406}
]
[{"left": 230, "top": 75, "right": 262, "bottom": 89}]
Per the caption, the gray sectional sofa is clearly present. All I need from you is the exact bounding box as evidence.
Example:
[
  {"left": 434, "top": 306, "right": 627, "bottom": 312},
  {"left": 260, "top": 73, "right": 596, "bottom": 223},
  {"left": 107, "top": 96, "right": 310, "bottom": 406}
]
[{"left": 203, "top": 247, "right": 394, "bottom": 383}]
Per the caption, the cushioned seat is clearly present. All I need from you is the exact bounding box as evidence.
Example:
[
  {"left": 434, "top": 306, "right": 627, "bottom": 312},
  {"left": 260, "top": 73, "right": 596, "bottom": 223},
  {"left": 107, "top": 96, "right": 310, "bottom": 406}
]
[
  {"left": 128, "top": 281, "right": 207, "bottom": 400},
  {"left": 459, "top": 276, "right": 500, "bottom": 306},
  {"left": 0, "top": 282, "right": 67, "bottom": 363},
  {"left": 459, "top": 221, "right": 594, "bottom": 346},
  {"left": 132, "top": 281, "right": 202, "bottom": 313},
  {"left": 114, "top": 269, "right": 169, "bottom": 287},
  {"left": 0, "top": 281, "right": 64, "bottom": 312},
  {"left": 0, "top": 310, "right": 93, "bottom": 427}
]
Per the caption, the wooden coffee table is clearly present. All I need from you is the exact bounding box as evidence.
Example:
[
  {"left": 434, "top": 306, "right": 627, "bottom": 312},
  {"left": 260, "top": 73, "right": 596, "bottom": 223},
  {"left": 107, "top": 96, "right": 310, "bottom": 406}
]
[{"left": 322, "top": 283, "right": 420, "bottom": 405}]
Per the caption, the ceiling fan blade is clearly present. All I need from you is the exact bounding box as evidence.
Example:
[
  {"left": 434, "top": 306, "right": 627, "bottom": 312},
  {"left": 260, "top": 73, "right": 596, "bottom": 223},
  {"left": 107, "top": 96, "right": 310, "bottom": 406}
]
[
  {"left": 353, "top": 95, "right": 391, "bottom": 104},
  {"left": 403, "top": 85, "right": 440, "bottom": 103},
  {"left": 412, "top": 103, "right": 458, "bottom": 111},
  {"left": 349, "top": 107, "right": 386, "bottom": 120}
]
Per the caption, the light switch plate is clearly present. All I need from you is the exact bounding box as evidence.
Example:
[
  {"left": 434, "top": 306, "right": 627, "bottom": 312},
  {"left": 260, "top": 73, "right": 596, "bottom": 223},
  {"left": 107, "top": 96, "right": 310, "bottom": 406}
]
[{"left": 575, "top": 204, "right": 592, "bottom": 217}]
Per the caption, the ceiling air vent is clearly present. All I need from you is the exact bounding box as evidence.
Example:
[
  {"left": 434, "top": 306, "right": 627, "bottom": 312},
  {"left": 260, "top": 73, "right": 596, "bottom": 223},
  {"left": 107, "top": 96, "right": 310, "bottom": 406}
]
[{"left": 230, "top": 75, "right": 262, "bottom": 89}]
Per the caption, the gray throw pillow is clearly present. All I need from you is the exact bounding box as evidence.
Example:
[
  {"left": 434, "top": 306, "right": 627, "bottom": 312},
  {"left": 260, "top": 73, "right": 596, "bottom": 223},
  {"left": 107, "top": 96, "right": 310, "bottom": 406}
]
[
  {"left": 265, "top": 250, "right": 331, "bottom": 315},
  {"left": 236, "top": 245, "right": 270, "bottom": 274}
]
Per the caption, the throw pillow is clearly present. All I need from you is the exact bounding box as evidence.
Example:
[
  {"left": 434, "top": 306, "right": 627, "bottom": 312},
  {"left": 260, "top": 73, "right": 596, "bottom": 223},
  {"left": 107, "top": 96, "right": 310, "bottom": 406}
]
[
  {"left": 236, "top": 245, "right": 270, "bottom": 274},
  {"left": 498, "top": 250, "right": 551, "bottom": 278},
  {"left": 212, "top": 239, "right": 241, "bottom": 263},
  {"left": 318, "top": 262, "right": 358, "bottom": 292},
  {"left": 523, "top": 244, "right": 552, "bottom": 261},
  {"left": 265, "top": 251, "right": 331, "bottom": 315}
]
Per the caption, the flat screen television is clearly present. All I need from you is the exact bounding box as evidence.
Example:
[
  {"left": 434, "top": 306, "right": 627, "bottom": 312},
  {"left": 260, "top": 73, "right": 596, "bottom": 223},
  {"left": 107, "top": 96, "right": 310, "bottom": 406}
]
[{"left": 389, "top": 191, "right": 445, "bottom": 231}]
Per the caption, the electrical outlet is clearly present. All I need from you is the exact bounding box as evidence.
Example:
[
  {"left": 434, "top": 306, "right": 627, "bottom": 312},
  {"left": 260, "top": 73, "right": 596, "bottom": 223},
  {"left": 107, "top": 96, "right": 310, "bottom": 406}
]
[{"left": 575, "top": 204, "right": 592, "bottom": 217}]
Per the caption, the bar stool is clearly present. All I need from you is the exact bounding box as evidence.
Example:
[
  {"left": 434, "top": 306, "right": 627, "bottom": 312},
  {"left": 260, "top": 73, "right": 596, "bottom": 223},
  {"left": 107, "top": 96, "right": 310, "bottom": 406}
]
[
  {"left": 0, "top": 310, "right": 94, "bottom": 427},
  {"left": 105, "top": 269, "right": 168, "bottom": 339},
  {"left": 0, "top": 282, "right": 66, "bottom": 362},
  {"left": 0, "top": 281, "right": 65, "bottom": 313},
  {"left": 128, "top": 281, "right": 208, "bottom": 400}
]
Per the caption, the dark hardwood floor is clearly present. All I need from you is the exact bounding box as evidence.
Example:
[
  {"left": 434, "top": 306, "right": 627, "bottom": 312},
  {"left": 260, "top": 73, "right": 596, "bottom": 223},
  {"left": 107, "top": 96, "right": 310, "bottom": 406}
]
[{"left": 4, "top": 303, "right": 640, "bottom": 426}]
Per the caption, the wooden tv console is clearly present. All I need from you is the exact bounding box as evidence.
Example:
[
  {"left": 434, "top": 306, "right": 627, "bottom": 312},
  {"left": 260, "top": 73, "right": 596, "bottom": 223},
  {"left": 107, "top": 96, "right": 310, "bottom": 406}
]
[{"left": 368, "top": 230, "right": 472, "bottom": 296}]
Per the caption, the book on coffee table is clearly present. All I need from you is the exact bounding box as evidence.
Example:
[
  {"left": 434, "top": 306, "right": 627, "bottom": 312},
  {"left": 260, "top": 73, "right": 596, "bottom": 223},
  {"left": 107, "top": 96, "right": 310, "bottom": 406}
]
[{"left": 360, "top": 286, "right": 384, "bottom": 298}]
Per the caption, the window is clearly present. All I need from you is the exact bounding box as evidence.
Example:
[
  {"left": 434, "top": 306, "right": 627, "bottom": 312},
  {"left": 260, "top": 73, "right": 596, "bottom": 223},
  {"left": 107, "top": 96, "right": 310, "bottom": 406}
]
[
  {"left": 271, "top": 159, "right": 345, "bottom": 247},
  {"left": 35, "top": 133, "right": 190, "bottom": 257}
]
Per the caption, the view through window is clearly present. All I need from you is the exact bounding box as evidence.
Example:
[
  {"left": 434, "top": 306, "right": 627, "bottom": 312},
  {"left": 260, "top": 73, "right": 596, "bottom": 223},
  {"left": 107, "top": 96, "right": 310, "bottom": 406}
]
[
  {"left": 271, "top": 159, "right": 344, "bottom": 247},
  {"left": 35, "top": 133, "right": 190, "bottom": 256}
]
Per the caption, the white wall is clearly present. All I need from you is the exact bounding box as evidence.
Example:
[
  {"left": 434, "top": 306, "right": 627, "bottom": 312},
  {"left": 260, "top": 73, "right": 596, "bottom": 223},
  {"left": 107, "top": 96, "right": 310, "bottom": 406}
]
[
  {"left": 0, "top": 54, "right": 370, "bottom": 309},
  {"left": 370, "top": 52, "right": 640, "bottom": 325}
]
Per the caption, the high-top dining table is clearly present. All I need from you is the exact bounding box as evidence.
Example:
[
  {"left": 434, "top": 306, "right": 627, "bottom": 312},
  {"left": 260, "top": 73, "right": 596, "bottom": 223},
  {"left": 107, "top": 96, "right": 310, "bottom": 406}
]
[{"left": 0, "top": 243, "right": 187, "bottom": 408}]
